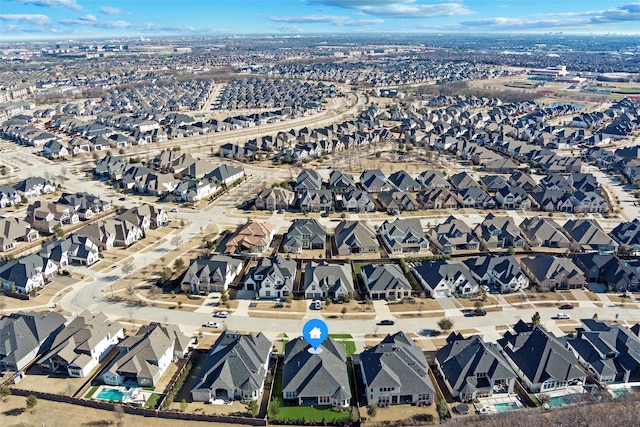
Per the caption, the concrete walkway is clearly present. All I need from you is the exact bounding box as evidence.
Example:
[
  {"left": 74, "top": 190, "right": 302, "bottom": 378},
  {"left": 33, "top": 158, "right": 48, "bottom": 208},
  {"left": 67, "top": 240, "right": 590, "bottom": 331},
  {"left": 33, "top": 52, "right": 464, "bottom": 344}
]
[{"left": 373, "top": 300, "right": 393, "bottom": 320}]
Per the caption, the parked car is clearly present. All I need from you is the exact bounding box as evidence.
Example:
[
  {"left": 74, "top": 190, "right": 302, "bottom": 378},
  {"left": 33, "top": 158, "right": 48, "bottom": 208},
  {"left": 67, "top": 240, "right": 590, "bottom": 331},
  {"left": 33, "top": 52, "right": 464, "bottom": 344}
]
[
  {"left": 559, "top": 304, "right": 574, "bottom": 310},
  {"left": 214, "top": 311, "right": 229, "bottom": 318},
  {"left": 312, "top": 300, "right": 322, "bottom": 310},
  {"left": 169, "top": 208, "right": 178, "bottom": 213},
  {"left": 203, "top": 321, "right": 221, "bottom": 328},
  {"left": 472, "top": 309, "right": 487, "bottom": 317},
  {"left": 377, "top": 320, "right": 395, "bottom": 326},
  {"left": 554, "top": 313, "right": 571, "bottom": 320}
]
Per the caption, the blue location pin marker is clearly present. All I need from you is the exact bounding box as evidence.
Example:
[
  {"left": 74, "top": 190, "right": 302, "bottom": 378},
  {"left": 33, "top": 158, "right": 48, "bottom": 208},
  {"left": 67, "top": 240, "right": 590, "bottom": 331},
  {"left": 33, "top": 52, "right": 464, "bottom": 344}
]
[{"left": 303, "top": 318, "right": 328, "bottom": 354}]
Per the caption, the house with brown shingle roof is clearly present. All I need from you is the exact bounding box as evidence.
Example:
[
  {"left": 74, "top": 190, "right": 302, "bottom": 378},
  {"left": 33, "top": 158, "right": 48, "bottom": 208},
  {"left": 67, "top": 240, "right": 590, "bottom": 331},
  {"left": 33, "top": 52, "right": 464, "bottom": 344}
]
[{"left": 224, "top": 221, "right": 276, "bottom": 255}]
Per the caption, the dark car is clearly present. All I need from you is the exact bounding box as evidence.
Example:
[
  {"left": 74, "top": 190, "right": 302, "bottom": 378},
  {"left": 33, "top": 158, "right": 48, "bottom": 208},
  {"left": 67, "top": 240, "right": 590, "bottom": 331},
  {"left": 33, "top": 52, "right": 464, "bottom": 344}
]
[
  {"left": 378, "top": 320, "right": 395, "bottom": 326},
  {"left": 559, "top": 304, "right": 574, "bottom": 310},
  {"left": 473, "top": 309, "right": 487, "bottom": 316}
]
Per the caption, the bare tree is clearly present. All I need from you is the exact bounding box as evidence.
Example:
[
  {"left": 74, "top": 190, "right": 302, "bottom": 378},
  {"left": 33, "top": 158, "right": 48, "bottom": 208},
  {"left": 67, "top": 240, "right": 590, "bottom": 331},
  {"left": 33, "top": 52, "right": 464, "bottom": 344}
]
[
  {"left": 170, "top": 235, "right": 183, "bottom": 249},
  {"left": 113, "top": 403, "right": 125, "bottom": 426},
  {"left": 121, "top": 261, "right": 134, "bottom": 276}
]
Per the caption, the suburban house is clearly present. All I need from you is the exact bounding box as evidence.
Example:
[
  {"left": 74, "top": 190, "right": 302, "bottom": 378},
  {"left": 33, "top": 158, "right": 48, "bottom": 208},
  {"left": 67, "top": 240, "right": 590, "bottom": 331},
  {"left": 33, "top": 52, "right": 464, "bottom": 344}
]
[
  {"left": 428, "top": 215, "right": 479, "bottom": 254},
  {"left": 475, "top": 214, "right": 526, "bottom": 250},
  {"left": 341, "top": 190, "right": 376, "bottom": 212},
  {"left": 0, "top": 311, "right": 66, "bottom": 372},
  {"left": 497, "top": 321, "right": 586, "bottom": 392},
  {"left": 435, "top": 333, "right": 516, "bottom": 402},
  {"left": 173, "top": 179, "right": 219, "bottom": 202},
  {"left": 282, "top": 337, "right": 351, "bottom": 408},
  {"left": 38, "top": 311, "right": 123, "bottom": 378},
  {"left": 296, "top": 190, "right": 334, "bottom": 213},
  {"left": 204, "top": 164, "right": 245, "bottom": 186},
  {"left": 360, "top": 169, "right": 392, "bottom": 193},
  {"left": 566, "top": 319, "right": 640, "bottom": 384},
  {"left": 610, "top": 219, "right": 640, "bottom": 256},
  {"left": 0, "top": 217, "right": 39, "bottom": 252},
  {"left": 411, "top": 260, "right": 479, "bottom": 298},
  {"left": 328, "top": 170, "right": 356, "bottom": 192},
  {"left": 387, "top": 170, "right": 422, "bottom": 191},
  {"left": 57, "top": 192, "right": 110, "bottom": 220},
  {"left": 244, "top": 255, "right": 296, "bottom": 299},
  {"left": 0, "top": 185, "right": 20, "bottom": 208},
  {"left": 254, "top": 187, "right": 295, "bottom": 211},
  {"left": 418, "top": 170, "right": 451, "bottom": 189},
  {"left": 101, "top": 323, "right": 192, "bottom": 387},
  {"left": 519, "top": 216, "right": 572, "bottom": 249},
  {"left": 39, "top": 234, "right": 100, "bottom": 266},
  {"left": 462, "top": 255, "right": 530, "bottom": 293},
  {"left": 357, "top": 332, "right": 435, "bottom": 406},
  {"left": 26, "top": 201, "right": 79, "bottom": 234},
  {"left": 75, "top": 222, "right": 115, "bottom": 251},
  {"left": 377, "top": 191, "right": 420, "bottom": 212},
  {"left": 520, "top": 255, "right": 586, "bottom": 291},
  {"left": 294, "top": 168, "right": 323, "bottom": 193},
  {"left": 181, "top": 255, "right": 243, "bottom": 293},
  {"left": 573, "top": 253, "right": 638, "bottom": 292},
  {"left": 224, "top": 221, "right": 276, "bottom": 255},
  {"left": 303, "top": 261, "right": 354, "bottom": 300},
  {"left": 12, "top": 177, "right": 55, "bottom": 199},
  {"left": 495, "top": 186, "right": 532, "bottom": 210},
  {"left": 191, "top": 331, "right": 272, "bottom": 402},
  {"left": 282, "top": 219, "right": 326, "bottom": 253},
  {"left": 360, "top": 263, "right": 412, "bottom": 300},
  {"left": 562, "top": 219, "right": 619, "bottom": 254},
  {"left": 416, "top": 187, "right": 459, "bottom": 210},
  {"left": 378, "top": 218, "right": 429, "bottom": 254},
  {"left": 0, "top": 253, "right": 55, "bottom": 294},
  {"left": 334, "top": 220, "right": 379, "bottom": 256}
]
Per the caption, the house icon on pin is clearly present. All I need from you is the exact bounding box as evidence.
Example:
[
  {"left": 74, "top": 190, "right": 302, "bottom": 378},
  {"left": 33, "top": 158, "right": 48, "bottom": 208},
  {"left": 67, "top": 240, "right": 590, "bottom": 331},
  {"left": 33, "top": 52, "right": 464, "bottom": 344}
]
[{"left": 309, "top": 327, "right": 322, "bottom": 340}]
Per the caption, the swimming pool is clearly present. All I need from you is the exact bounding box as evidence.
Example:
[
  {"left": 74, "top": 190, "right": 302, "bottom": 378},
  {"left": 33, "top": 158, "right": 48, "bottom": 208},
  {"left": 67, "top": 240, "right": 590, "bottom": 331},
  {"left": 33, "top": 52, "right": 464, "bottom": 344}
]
[
  {"left": 546, "top": 396, "right": 567, "bottom": 408},
  {"left": 96, "top": 387, "right": 129, "bottom": 402},
  {"left": 494, "top": 401, "right": 520, "bottom": 412},
  {"left": 612, "top": 389, "right": 629, "bottom": 397}
]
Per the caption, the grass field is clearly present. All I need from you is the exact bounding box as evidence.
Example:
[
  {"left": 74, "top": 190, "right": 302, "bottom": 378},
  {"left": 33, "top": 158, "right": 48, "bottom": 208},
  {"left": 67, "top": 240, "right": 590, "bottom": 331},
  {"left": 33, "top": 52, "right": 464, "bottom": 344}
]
[{"left": 277, "top": 405, "right": 350, "bottom": 422}]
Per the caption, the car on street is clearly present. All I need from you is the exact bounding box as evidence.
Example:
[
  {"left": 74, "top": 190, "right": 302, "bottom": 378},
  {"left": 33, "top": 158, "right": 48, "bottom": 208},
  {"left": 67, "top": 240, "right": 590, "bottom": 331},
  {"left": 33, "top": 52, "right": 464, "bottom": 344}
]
[
  {"left": 554, "top": 313, "right": 571, "bottom": 320},
  {"left": 118, "top": 197, "right": 126, "bottom": 201},
  {"left": 480, "top": 285, "right": 490, "bottom": 293},
  {"left": 214, "top": 311, "right": 229, "bottom": 318},
  {"left": 203, "top": 321, "right": 221, "bottom": 328},
  {"left": 559, "top": 304, "right": 574, "bottom": 310},
  {"left": 377, "top": 320, "right": 395, "bottom": 325},
  {"left": 312, "top": 300, "right": 322, "bottom": 310},
  {"left": 472, "top": 309, "right": 487, "bottom": 316},
  {"left": 169, "top": 208, "right": 178, "bottom": 213}
]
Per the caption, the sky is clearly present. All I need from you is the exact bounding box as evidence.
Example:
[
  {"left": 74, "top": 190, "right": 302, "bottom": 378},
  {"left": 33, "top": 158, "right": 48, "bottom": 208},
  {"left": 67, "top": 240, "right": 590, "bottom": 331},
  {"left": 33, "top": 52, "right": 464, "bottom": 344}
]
[{"left": 1, "top": 0, "right": 640, "bottom": 40}]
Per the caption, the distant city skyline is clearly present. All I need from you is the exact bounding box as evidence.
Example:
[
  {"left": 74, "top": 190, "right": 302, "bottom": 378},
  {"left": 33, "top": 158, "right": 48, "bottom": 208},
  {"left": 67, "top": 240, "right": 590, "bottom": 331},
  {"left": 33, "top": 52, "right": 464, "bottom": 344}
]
[{"left": 1, "top": 0, "right": 640, "bottom": 41}]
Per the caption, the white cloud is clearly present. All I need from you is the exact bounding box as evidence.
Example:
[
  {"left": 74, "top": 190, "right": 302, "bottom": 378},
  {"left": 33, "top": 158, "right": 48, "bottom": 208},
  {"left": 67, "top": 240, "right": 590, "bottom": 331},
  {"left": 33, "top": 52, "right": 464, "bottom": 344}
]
[
  {"left": 11, "top": 0, "right": 82, "bottom": 10},
  {"left": 99, "top": 6, "right": 125, "bottom": 15},
  {"left": 0, "top": 13, "right": 52, "bottom": 25},
  {"left": 79, "top": 14, "right": 96, "bottom": 21},
  {"left": 269, "top": 14, "right": 383, "bottom": 26},
  {"left": 60, "top": 18, "right": 132, "bottom": 28},
  {"left": 309, "top": 0, "right": 472, "bottom": 18}
]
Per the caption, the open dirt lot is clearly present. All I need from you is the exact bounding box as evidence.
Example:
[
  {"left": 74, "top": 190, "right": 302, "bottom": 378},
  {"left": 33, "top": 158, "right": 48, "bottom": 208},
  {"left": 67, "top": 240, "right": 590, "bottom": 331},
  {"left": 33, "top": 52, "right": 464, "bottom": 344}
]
[{"left": 387, "top": 298, "right": 443, "bottom": 313}]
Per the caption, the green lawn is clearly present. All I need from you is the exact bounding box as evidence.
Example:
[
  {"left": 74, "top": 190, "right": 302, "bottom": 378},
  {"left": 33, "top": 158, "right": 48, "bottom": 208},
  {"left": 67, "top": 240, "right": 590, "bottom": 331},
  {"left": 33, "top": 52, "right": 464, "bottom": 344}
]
[
  {"left": 353, "top": 263, "right": 362, "bottom": 275},
  {"left": 329, "top": 334, "right": 356, "bottom": 357},
  {"left": 277, "top": 405, "right": 350, "bottom": 422},
  {"left": 145, "top": 393, "right": 162, "bottom": 409},
  {"left": 85, "top": 386, "right": 99, "bottom": 399}
]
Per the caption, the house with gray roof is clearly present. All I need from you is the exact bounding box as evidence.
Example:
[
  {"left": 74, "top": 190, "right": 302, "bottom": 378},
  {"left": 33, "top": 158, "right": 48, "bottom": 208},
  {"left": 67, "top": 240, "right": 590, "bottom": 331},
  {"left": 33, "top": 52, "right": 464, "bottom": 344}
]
[
  {"left": 412, "top": 260, "right": 479, "bottom": 298},
  {"left": 254, "top": 187, "right": 294, "bottom": 211},
  {"left": 101, "top": 323, "right": 192, "bottom": 387},
  {"left": 57, "top": 192, "right": 110, "bottom": 220},
  {"left": 0, "top": 185, "right": 20, "bottom": 209},
  {"left": 204, "top": 164, "right": 245, "bottom": 186},
  {"left": 360, "top": 263, "right": 412, "bottom": 300},
  {"left": 38, "top": 311, "right": 123, "bottom": 378},
  {"left": 456, "top": 186, "right": 495, "bottom": 209},
  {"left": 475, "top": 214, "right": 525, "bottom": 250},
  {"left": 563, "top": 219, "right": 618, "bottom": 254},
  {"left": 191, "top": 331, "right": 271, "bottom": 402},
  {"left": 428, "top": 215, "right": 479, "bottom": 255},
  {"left": 521, "top": 254, "right": 585, "bottom": 291},
  {"left": 0, "top": 217, "right": 39, "bottom": 252},
  {"left": 297, "top": 190, "right": 334, "bottom": 213},
  {"left": 357, "top": 332, "right": 434, "bottom": 406},
  {"left": 283, "top": 219, "right": 326, "bottom": 253},
  {"left": 573, "top": 253, "right": 638, "bottom": 292},
  {"left": 303, "top": 261, "right": 353, "bottom": 300},
  {"left": 294, "top": 168, "right": 323, "bottom": 193},
  {"left": 282, "top": 336, "right": 351, "bottom": 408},
  {"left": 566, "top": 319, "right": 640, "bottom": 384},
  {"left": 39, "top": 233, "right": 100, "bottom": 267},
  {"left": 387, "top": 170, "right": 421, "bottom": 192},
  {"left": 334, "top": 220, "right": 378, "bottom": 256},
  {"left": 12, "top": 177, "right": 55, "bottom": 199},
  {"left": 0, "top": 253, "right": 54, "bottom": 294},
  {"left": 341, "top": 189, "right": 375, "bottom": 213},
  {"left": 462, "top": 255, "right": 529, "bottom": 293},
  {"left": 328, "top": 170, "right": 355, "bottom": 192},
  {"left": 449, "top": 171, "right": 479, "bottom": 189},
  {"left": 181, "top": 255, "right": 243, "bottom": 293},
  {"left": 435, "top": 333, "right": 516, "bottom": 402},
  {"left": 244, "top": 255, "right": 296, "bottom": 299},
  {"left": 497, "top": 321, "right": 585, "bottom": 392},
  {"left": 359, "top": 169, "right": 392, "bottom": 193},
  {"left": 0, "top": 311, "right": 66, "bottom": 372},
  {"left": 418, "top": 170, "right": 451, "bottom": 190},
  {"left": 378, "top": 218, "right": 429, "bottom": 254},
  {"left": 519, "top": 216, "right": 572, "bottom": 249},
  {"left": 610, "top": 219, "right": 640, "bottom": 256}
]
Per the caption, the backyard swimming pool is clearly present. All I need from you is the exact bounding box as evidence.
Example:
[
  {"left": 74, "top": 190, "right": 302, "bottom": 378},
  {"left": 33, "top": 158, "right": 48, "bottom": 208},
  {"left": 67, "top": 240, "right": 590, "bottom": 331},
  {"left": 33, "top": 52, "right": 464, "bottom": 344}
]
[
  {"left": 546, "top": 396, "right": 567, "bottom": 408},
  {"left": 494, "top": 401, "right": 520, "bottom": 412},
  {"left": 95, "top": 386, "right": 130, "bottom": 402}
]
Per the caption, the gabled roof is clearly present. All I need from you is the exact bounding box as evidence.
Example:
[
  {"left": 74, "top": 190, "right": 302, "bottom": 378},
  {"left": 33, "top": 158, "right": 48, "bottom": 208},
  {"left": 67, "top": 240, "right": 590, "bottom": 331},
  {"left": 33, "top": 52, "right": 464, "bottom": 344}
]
[
  {"left": 519, "top": 216, "right": 571, "bottom": 248},
  {"left": 282, "top": 337, "right": 351, "bottom": 400},
  {"left": 462, "top": 255, "right": 524, "bottom": 285},
  {"left": 361, "top": 263, "right": 412, "bottom": 293},
  {"left": 360, "top": 332, "right": 434, "bottom": 396},
  {"left": 498, "top": 324, "right": 584, "bottom": 385},
  {"left": 0, "top": 311, "right": 66, "bottom": 368},
  {"left": 563, "top": 219, "right": 618, "bottom": 249},
  {"left": 436, "top": 333, "right": 515, "bottom": 395},
  {"left": 192, "top": 331, "right": 271, "bottom": 394},
  {"left": 334, "top": 220, "right": 378, "bottom": 251},
  {"left": 304, "top": 261, "right": 353, "bottom": 294},
  {"left": 412, "top": 260, "right": 478, "bottom": 292}
]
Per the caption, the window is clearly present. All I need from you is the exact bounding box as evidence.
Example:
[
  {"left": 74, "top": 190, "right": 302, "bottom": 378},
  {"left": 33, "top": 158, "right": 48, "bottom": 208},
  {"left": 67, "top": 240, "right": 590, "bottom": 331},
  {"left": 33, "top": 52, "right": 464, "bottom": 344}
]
[{"left": 319, "top": 395, "right": 330, "bottom": 404}]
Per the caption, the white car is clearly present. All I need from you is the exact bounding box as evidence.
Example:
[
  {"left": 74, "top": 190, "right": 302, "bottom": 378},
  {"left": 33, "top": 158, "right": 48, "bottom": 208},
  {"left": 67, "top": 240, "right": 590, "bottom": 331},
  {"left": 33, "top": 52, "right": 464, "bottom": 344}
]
[
  {"left": 313, "top": 300, "right": 322, "bottom": 310},
  {"left": 554, "top": 313, "right": 571, "bottom": 320},
  {"left": 203, "top": 321, "right": 221, "bottom": 328},
  {"left": 215, "top": 311, "right": 229, "bottom": 318}
]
